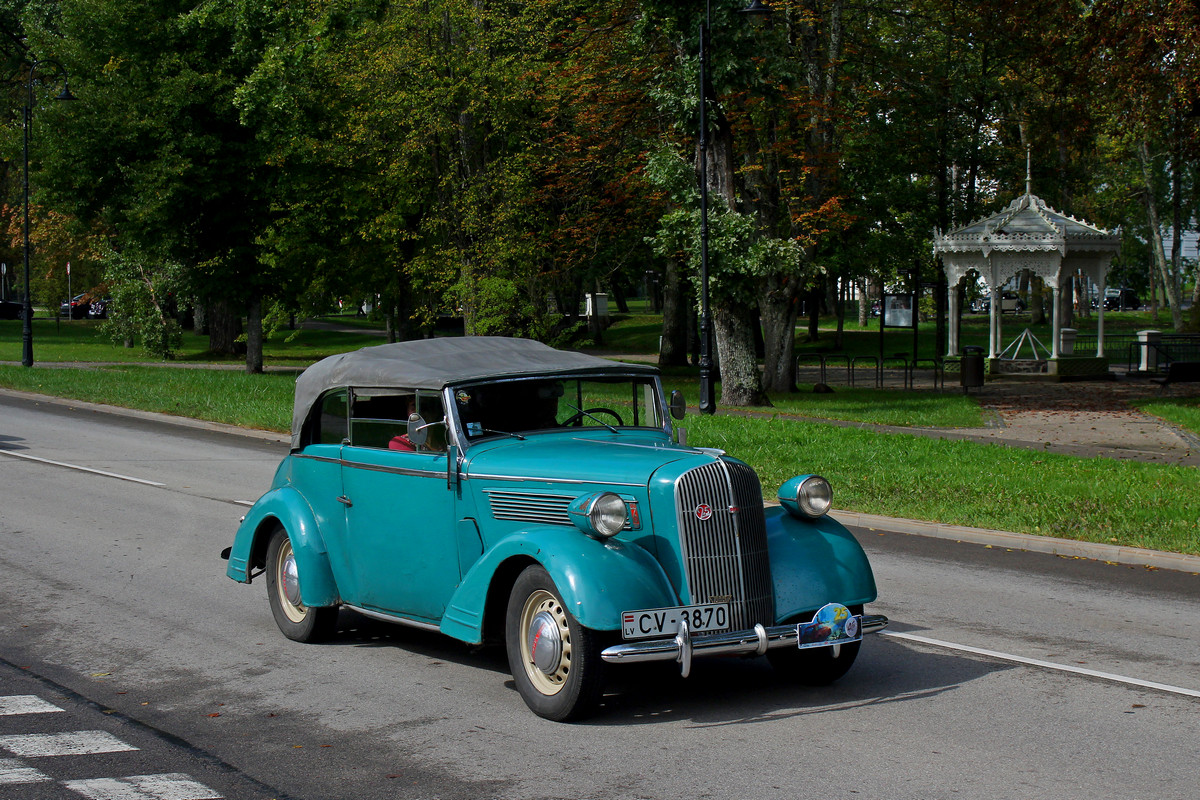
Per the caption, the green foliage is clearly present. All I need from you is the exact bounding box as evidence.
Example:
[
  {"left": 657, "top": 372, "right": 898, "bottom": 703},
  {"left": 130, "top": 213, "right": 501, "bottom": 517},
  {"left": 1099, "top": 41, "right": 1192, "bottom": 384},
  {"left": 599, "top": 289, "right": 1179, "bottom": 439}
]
[
  {"left": 465, "top": 275, "right": 565, "bottom": 343},
  {"left": 101, "top": 248, "right": 184, "bottom": 359}
]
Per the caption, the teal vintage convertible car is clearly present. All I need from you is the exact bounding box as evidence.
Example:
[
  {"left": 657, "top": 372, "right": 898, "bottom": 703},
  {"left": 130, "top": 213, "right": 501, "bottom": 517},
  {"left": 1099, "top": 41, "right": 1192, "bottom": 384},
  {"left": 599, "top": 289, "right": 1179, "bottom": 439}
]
[{"left": 223, "top": 337, "right": 887, "bottom": 720}]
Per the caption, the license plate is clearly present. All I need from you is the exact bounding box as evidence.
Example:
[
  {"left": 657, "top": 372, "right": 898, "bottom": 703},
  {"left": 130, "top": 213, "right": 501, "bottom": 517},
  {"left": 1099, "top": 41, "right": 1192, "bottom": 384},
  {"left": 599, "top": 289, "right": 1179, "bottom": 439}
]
[{"left": 621, "top": 604, "right": 730, "bottom": 640}]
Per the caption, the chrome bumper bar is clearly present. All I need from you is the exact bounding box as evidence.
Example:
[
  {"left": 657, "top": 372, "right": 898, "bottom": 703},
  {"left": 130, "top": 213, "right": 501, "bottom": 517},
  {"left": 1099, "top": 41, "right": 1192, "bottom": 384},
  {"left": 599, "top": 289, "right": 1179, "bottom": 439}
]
[{"left": 600, "top": 614, "right": 888, "bottom": 678}]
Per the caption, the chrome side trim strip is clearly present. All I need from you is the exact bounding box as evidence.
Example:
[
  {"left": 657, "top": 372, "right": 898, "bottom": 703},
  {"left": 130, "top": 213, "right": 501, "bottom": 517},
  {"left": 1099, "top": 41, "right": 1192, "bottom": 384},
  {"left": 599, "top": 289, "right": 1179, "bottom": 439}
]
[
  {"left": 463, "top": 472, "right": 644, "bottom": 487},
  {"left": 341, "top": 460, "right": 444, "bottom": 479},
  {"left": 345, "top": 605, "right": 442, "bottom": 632},
  {"left": 294, "top": 453, "right": 341, "bottom": 465},
  {"left": 600, "top": 615, "right": 889, "bottom": 666}
]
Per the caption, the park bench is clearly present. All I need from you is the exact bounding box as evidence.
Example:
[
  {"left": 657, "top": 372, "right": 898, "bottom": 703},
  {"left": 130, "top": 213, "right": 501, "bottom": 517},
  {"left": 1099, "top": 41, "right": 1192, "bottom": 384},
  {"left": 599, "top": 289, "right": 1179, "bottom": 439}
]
[{"left": 1152, "top": 360, "right": 1200, "bottom": 391}]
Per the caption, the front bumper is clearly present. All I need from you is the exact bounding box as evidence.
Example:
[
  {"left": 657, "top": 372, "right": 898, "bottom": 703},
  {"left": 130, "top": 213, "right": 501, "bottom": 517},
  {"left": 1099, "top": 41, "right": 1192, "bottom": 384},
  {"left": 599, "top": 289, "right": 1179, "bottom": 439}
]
[{"left": 600, "top": 614, "right": 889, "bottom": 677}]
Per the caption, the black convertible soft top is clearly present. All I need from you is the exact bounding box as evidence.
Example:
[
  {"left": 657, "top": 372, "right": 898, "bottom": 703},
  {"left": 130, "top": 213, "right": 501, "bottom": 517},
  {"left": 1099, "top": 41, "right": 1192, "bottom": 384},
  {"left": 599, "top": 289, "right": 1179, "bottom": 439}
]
[{"left": 291, "top": 337, "right": 657, "bottom": 448}]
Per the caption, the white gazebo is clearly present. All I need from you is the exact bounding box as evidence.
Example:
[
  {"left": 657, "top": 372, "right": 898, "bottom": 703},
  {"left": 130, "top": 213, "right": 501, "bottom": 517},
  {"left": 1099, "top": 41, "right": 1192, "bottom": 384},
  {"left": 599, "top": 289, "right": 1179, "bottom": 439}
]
[{"left": 934, "top": 190, "right": 1121, "bottom": 372}]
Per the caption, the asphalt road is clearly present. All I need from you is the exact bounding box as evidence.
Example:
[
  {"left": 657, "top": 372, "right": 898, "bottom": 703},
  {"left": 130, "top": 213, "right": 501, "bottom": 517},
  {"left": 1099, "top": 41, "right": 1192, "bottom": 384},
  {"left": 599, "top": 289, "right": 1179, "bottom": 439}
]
[{"left": 2, "top": 393, "right": 1198, "bottom": 800}]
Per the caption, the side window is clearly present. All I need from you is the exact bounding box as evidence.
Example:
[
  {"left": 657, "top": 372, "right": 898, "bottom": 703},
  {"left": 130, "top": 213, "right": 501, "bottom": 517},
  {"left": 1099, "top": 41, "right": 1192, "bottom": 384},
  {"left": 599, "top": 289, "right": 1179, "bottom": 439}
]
[
  {"left": 413, "top": 391, "right": 447, "bottom": 452},
  {"left": 316, "top": 389, "right": 349, "bottom": 445},
  {"left": 348, "top": 389, "right": 447, "bottom": 453}
]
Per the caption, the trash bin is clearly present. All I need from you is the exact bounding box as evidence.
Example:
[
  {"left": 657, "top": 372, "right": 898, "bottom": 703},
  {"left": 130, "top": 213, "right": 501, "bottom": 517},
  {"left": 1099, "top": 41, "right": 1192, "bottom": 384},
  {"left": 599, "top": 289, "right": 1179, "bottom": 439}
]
[
  {"left": 961, "top": 345, "right": 985, "bottom": 390},
  {"left": 1059, "top": 327, "right": 1077, "bottom": 356}
]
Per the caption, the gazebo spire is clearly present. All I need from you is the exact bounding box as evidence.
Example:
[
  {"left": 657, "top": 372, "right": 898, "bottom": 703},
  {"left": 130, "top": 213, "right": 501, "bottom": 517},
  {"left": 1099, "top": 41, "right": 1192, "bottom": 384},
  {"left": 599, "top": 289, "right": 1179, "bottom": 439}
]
[{"left": 1025, "top": 145, "right": 1032, "bottom": 196}]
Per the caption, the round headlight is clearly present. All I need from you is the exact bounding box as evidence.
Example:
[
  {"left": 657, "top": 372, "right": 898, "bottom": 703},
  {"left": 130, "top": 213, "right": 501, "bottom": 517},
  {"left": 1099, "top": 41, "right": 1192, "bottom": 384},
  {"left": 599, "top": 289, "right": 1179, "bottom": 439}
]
[
  {"left": 796, "top": 475, "right": 832, "bottom": 517},
  {"left": 589, "top": 492, "right": 628, "bottom": 538}
]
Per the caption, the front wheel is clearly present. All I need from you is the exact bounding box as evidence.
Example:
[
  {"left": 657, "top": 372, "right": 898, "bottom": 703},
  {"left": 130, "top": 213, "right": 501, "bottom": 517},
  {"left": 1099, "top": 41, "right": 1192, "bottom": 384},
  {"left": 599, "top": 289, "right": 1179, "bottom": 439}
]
[
  {"left": 505, "top": 565, "right": 605, "bottom": 721},
  {"left": 767, "top": 605, "right": 863, "bottom": 685},
  {"left": 264, "top": 527, "right": 338, "bottom": 643}
]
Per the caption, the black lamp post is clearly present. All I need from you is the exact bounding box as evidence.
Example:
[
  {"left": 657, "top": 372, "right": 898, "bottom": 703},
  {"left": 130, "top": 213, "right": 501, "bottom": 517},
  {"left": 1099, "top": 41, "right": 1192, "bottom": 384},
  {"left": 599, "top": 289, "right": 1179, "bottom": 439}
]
[
  {"left": 20, "top": 58, "right": 74, "bottom": 368},
  {"left": 698, "top": 0, "right": 770, "bottom": 414}
]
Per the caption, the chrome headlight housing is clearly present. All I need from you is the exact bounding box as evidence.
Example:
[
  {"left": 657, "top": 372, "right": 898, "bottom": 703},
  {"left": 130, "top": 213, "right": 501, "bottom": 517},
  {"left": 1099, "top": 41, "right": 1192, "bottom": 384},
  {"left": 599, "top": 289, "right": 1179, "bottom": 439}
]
[
  {"left": 568, "top": 492, "right": 628, "bottom": 539},
  {"left": 779, "top": 475, "right": 833, "bottom": 519}
]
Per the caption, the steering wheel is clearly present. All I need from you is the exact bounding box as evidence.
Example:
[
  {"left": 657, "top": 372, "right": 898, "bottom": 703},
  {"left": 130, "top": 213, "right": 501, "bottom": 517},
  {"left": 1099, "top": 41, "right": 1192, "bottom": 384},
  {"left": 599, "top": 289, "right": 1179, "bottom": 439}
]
[{"left": 561, "top": 407, "right": 624, "bottom": 427}]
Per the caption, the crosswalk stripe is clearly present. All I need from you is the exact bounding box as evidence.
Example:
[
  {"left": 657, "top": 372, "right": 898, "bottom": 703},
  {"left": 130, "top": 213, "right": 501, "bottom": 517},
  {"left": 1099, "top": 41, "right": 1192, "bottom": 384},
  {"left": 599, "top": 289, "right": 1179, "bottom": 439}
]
[
  {"left": 0, "top": 695, "right": 65, "bottom": 716},
  {"left": 63, "top": 772, "right": 223, "bottom": 800},
  {"left": 0, "top": 757, "right": 51, "bottom": 785},
  {"left": 0, "top": 730, "right": 139, "bottom": 757}
]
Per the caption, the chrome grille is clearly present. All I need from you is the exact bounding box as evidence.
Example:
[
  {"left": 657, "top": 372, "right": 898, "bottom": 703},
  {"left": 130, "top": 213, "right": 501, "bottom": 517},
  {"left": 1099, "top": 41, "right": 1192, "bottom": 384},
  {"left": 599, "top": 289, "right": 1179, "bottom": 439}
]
[
  {"left": 675, "top": 460, "right": 773, "bottom": 631},
  {"left": 485, "top": 491, "right": 572, "bottom": 525}
]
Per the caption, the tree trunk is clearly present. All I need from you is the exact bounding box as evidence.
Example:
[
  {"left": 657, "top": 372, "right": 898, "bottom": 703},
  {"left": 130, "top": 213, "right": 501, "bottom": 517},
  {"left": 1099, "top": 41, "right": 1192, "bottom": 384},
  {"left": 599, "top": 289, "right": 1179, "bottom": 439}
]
[
  {"left": 760, "top": 278, "right": 799, "bottom": 392},
  {"left": 1138, "top": 140, "right": 1184, "bottom": 329},
  {"left": 245, "top": 297, "right": 263, "bottom": 375},
  {"left": 659, "top": 258, "right": 689, "bottom": 367},
  {"left": 208, "top": 300, "right": 243, "bottom": 356},
  {"left": 1031, "top": 276, "right": 1046, "bottom": 325},
  {"left": 714, "top": 304, "right": 769, "bottom": 407},
  {"left": 194, "top": 302, "right": 209, "bottom": 336}
]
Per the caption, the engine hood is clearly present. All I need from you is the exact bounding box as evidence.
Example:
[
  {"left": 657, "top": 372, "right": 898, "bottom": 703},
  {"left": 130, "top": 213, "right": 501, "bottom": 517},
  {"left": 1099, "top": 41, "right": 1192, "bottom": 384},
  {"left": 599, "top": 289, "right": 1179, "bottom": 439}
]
[{"left": 461, "top": 431, "right": 711, "bottom": 487}]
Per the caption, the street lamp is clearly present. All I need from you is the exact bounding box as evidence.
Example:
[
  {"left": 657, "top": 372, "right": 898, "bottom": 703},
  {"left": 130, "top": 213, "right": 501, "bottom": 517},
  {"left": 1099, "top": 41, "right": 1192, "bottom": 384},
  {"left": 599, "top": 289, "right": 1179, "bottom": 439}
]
[
  {"left": 697, "top": 1, "right": 770, "bottom": 414},
  {"left": 20, "top": 58, "right": 75, "bottom": 368}
]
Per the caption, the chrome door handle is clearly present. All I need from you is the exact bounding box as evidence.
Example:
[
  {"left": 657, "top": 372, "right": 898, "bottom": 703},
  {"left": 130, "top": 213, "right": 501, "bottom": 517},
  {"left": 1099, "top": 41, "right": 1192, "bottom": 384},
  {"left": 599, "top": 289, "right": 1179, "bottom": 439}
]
[{"left": 337, "top": 495, "right": 353, "bottom": 507}]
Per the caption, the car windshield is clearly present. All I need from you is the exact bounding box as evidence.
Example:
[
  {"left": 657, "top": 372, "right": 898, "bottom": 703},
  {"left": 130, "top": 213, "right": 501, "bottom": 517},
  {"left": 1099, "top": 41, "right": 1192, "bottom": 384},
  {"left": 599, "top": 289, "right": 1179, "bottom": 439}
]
[{"left": 452, "top": 375, "right": 664, "bottom": 441}]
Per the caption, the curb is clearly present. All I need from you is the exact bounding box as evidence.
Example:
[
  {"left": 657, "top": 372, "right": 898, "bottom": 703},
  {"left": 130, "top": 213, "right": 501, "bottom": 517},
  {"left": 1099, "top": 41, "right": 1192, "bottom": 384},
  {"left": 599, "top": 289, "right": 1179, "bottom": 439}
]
[
  {"left": 5, "top": 387, "right": 1198, "bottom": 575},
  {"left": 832, "top": 510, "right": 1200, "bottom": 574}
]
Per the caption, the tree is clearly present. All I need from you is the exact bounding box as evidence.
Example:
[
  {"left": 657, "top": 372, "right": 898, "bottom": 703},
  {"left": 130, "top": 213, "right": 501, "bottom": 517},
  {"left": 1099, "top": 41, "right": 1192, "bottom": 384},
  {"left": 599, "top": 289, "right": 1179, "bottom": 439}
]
[{"left": 23, "top": 0, "right": 279, "bottom": 370}]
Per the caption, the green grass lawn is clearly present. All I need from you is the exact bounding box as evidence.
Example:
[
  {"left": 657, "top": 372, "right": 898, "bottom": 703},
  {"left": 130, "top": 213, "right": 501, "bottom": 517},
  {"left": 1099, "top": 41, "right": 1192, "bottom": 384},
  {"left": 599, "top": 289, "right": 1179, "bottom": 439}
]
[
  {"left": 1132, "top": 396, "right": 1200, "bottom": 437},
  {"left": 0, "top": 318, "right": 385, "bottom": 366}
]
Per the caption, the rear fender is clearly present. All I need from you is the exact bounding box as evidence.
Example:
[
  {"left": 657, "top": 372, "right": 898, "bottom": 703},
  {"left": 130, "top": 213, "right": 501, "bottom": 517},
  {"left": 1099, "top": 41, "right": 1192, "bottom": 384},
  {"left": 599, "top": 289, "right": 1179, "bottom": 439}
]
[
  {"left": 766, "top": 507, "right": 878, "bottom": 621},
  {"left": 439, "top": 527, "right": 678, "bottom": 644},
  {"left": 225, "top": 486, "right": 340, "bottom": 608}
]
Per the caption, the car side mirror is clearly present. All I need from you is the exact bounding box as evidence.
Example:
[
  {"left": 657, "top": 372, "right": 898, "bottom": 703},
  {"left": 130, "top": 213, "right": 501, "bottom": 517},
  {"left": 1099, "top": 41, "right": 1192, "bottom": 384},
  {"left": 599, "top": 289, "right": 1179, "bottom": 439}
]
[
  {"left": 669, "top": 390, "right": 687, "bottom": 420},
  {"left": 406, "top": 413, "right": 429, "bottom": 447}
]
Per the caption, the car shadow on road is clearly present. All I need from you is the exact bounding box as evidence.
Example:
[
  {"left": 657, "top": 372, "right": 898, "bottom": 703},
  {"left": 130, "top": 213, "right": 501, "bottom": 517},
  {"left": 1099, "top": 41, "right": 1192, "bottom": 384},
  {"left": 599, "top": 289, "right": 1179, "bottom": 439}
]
[
  {"left": 0, "top": 433, "right": 28, "bottom": 450},
  {"left": 332, "top": 608, "right": 512, "bottom": 675},
  {"left": 331, "top": 608, "right": 1011, "bottom": 725},
  {"left": 585, "top": 634, "right": 1009, "bottom": 726}
]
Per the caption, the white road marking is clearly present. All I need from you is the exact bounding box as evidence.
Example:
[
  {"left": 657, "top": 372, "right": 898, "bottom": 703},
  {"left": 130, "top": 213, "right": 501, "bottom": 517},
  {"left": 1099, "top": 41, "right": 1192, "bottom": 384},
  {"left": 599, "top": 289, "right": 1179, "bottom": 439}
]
[
  {"left": 0, "top": 731, "right": 139, "bottom": 757},
  {"left": 882, "top": 630, "right": 1200, "bottom": 699},
  {"left": 0, "top": 695, "right": 64, "bottom": 715},
  {"left": 0, "top": 758, "right": 50, "bottom": 785},
  {"left": 63, "top": 772, "right": 222, "bottom": 800},
  {"left": 0, "top": 450, "right": 166, "bottom": 487}
]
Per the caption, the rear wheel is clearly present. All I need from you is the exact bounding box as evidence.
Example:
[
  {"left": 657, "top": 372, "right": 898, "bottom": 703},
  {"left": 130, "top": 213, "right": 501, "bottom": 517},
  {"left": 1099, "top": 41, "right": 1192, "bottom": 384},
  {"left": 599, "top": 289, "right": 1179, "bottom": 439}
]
[
  {"left": 767, "top": 605, "right": 863, "bottom": 685},
  {"left": 505, "top": 565, "right": 604, "bottom": 721},
  {"left": 265, "top": 527, "right": 338, "bottom": 642}
]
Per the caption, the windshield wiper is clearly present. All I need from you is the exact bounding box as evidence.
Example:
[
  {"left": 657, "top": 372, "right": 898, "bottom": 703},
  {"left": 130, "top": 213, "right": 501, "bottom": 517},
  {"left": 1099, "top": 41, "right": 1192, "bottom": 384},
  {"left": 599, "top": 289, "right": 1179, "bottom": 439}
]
[{"left": 564, "top": 404, "right": 619, "bottom": 434}]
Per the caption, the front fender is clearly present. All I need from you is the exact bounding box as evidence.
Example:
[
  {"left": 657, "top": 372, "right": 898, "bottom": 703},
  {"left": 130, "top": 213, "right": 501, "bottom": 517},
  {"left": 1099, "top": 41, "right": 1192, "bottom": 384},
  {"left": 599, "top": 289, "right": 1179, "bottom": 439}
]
[
  {"left": 440, "top": 527, "right": 678, "bottom": 644},
  {"left": 224, "top": 486, "right": 340, "bottom": 608},
  {"left": 766, "top": 506, "right": 878, "bottom": 621}
]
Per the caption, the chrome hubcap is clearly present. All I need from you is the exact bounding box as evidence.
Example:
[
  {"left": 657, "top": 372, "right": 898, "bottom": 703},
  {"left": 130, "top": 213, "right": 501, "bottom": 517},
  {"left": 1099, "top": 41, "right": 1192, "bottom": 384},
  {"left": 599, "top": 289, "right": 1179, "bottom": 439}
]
[
  {"left": 281, "top": 551, "right": 302, "bottom": 607},
  {"left": 528, "top": 610, "right": 563, "bottom": 675},
  {"left": 519, "top": 589, "right": 571, "bottom": 695}
]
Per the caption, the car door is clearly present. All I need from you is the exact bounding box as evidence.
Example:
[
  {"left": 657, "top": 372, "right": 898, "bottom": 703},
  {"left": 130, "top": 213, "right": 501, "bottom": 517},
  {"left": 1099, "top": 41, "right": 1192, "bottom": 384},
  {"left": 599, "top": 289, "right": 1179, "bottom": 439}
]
[
  {"left": 339, "top": 389, "right": 459, "bottom": 623},
  {"left": 291, "top": 388, "right": 357, "bottom": 599}
]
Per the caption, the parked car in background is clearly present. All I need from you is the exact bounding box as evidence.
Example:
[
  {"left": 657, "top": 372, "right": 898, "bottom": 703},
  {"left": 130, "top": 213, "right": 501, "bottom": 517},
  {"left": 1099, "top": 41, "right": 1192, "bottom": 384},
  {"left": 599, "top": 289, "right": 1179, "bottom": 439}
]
[
  {"left": 975, "top": 290, "right": 1026, "bottom": 313},
  {"left": 60, "top": 293, "right": 89, "bottom": 318},
  {"left": 223, "top": 337, "right": 888, "bottom": 720},
  {"left": 1100, "top": 288, "right": 1141, "bottom": 311},
  {"left": 0, "top": 298, "right": 21, "bottom": 320},
  {"left": 87, "top": 295, "right": 111, "bottom": 319},
  {"left": 59, "top": 292, "right": 110, "bottom": 319}
]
